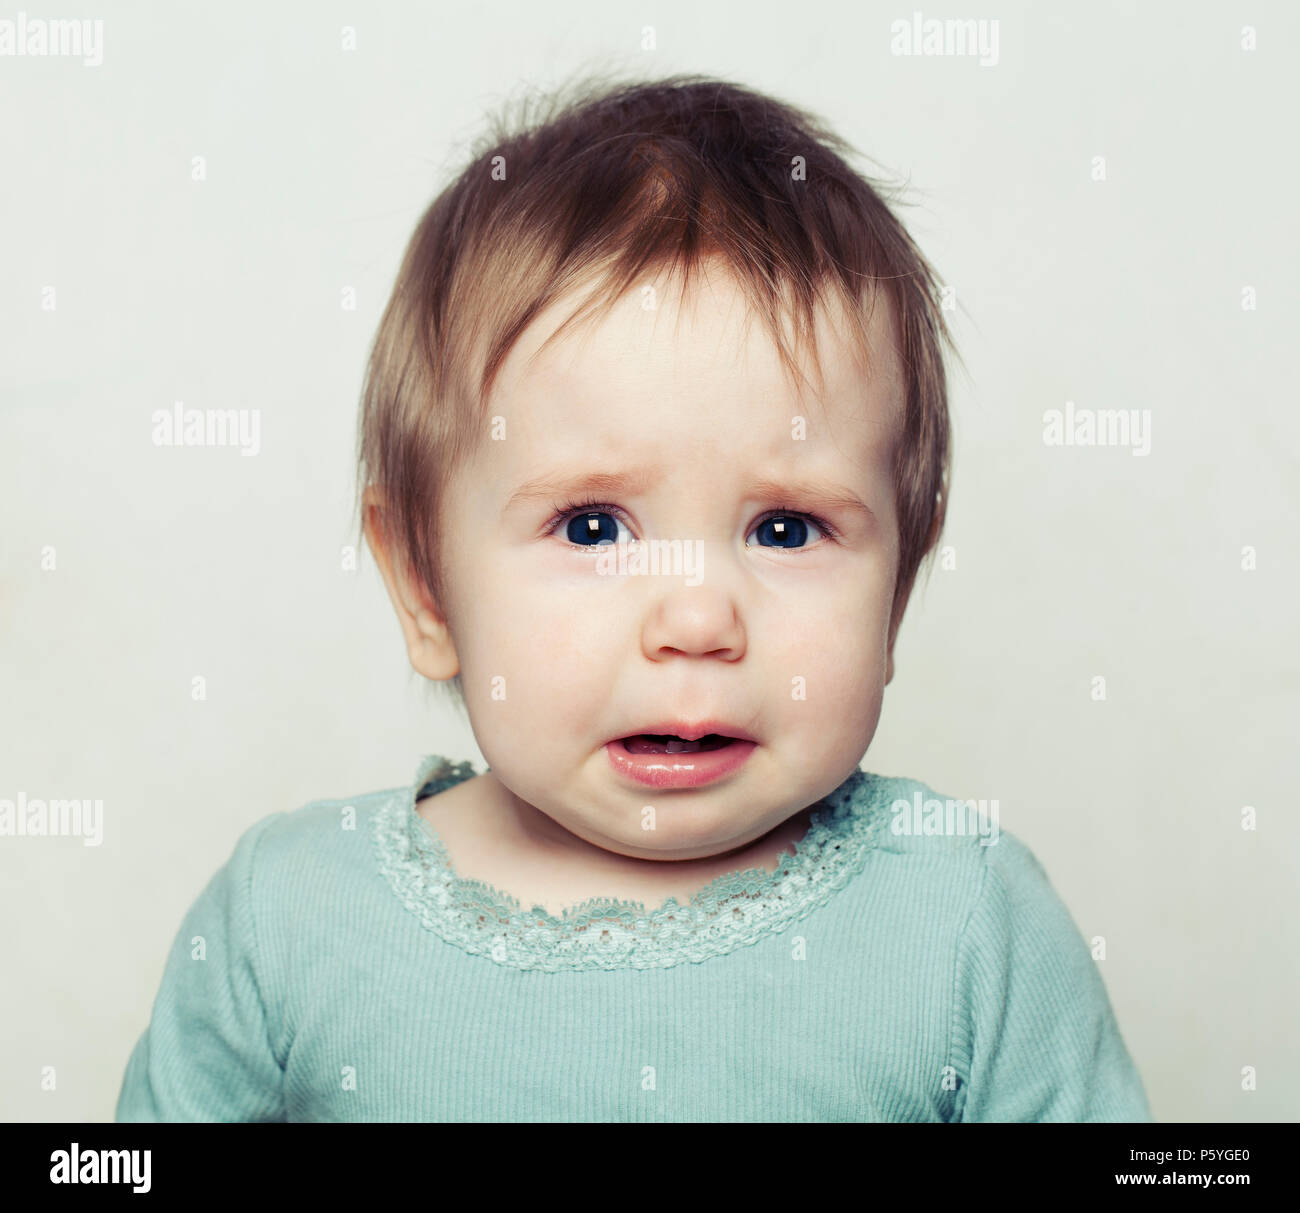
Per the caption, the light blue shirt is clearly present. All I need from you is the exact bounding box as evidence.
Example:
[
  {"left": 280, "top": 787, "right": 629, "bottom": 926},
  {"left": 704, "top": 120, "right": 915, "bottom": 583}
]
[{"left": 116, "top": 755, "right": 1153, "bottom": 1121}]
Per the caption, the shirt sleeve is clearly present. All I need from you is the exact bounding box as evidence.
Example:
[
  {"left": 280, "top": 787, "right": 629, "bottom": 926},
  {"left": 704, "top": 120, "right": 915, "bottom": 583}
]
[
  {"left": 950, "top": 831, "right": 1153, "bottom": 1122},
  {"left": 116, "top": 814, "right": 287, "bottom": 1122}
]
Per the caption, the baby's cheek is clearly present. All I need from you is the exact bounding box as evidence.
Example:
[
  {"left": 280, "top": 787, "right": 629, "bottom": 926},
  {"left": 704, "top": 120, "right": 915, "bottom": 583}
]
[
  {"left": 476, "top": 590, "right": 606, "bottom": 716},
  {"left": 768, "top": 597, "right": 886, "bottom": 740},
  {"left": 772, "top": 576, "right": 884, "bottom": 669},
  {"left": 797, "top": 641, "right": 882, "bottom": 726}
]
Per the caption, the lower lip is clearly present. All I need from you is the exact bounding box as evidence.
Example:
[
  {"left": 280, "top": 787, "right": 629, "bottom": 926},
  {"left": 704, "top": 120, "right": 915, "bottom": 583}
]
[{"left": 604, "top": 738, "right": 757, "bottom": 789}]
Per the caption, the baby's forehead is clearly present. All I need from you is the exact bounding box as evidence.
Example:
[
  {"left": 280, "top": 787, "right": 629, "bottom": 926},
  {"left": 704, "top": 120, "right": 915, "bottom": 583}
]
[{"left": 491, "top": 269, "right": 904, "bottom": 457}]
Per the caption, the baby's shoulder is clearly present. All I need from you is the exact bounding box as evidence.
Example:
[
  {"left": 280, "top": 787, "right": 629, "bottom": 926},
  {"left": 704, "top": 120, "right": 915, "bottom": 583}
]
[
  {"left": 859, "top": 771, "right": 1052, "bottom": 893},
  {"left": 233, "top": 776, "right": 407, "bottom": 888}
]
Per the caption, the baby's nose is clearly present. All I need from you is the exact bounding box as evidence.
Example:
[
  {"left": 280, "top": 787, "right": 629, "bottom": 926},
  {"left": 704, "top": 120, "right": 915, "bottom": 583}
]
[{"left": 640, "top": 588, "right": 746, "bottom": 662}]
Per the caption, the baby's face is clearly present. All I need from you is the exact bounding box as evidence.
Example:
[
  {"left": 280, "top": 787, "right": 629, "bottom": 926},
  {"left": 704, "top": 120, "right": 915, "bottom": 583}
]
[{"left": 436, "top": 264, "right": 905, "bottom": 861}]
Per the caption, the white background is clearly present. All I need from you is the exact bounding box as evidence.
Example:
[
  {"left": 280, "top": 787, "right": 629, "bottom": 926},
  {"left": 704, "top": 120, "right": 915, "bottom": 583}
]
[{"left": 1, "top": 0, "right": 1296, "bottom": 1122}]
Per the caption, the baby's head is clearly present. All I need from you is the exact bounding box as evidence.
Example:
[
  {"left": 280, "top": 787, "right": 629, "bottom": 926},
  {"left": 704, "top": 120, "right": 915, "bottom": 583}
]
[{"left": 357, "top": 73, "right": 955, "bottom": 859}]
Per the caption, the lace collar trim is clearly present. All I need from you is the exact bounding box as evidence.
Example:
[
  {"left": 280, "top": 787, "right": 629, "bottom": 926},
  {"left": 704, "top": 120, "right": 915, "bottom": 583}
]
[{"left": 372, "top": 754, "right": 892, "bottom": 972}]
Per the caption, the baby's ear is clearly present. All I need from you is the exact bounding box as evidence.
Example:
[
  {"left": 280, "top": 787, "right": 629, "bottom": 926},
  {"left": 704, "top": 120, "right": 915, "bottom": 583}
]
[
  {"left": 362, "top": 488, "right": 461, "bottom": 682},
  {"left": 884, "top": 583, "right": 910, "bottom": 686}
]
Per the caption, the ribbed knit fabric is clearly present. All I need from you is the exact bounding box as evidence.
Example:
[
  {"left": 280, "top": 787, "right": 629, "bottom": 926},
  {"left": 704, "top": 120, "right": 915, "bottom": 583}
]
[{"left": 115, "top": 755, "right": 1153, "bottom": 1122}]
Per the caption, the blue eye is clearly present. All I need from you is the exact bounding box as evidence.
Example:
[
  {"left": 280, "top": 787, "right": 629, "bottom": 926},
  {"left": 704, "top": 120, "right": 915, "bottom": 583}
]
[
  {"left": 549, "top": 500, "right": 834, "bottom": 552},
  {"left": 748, "top": 513, "right": 826, "bottom": 549},
  {"left": 562, "top": 509, "right": 630, "bottom": 547}
]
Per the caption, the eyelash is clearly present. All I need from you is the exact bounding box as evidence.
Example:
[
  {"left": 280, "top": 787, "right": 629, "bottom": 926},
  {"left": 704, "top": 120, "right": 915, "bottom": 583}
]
[{"left": 544, "top": 496, "right": 840, "bottom": 549}]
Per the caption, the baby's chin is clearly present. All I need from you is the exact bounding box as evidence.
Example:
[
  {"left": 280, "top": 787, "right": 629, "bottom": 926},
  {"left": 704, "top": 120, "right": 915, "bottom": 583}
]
[
  {"left": 485, "top": 736, "right": 855, "bottom": 853},
  {"left": 560, "top": 770, "right": 816, "bottom": 859}
]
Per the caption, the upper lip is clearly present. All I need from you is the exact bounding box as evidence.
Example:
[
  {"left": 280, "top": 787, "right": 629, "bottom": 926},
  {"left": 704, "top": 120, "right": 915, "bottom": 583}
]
[{"left": 612, "top": 721, "right": 759, "bottom": 744}]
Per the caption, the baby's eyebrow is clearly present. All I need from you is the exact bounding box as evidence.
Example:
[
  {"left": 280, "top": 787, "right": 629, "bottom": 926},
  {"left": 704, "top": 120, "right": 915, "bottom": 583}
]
[
  {"left": 504, "top": 469, "right": 876, "bottom": 523},
  {"left": 746, "top": 477, "right": 877, "bottom": 521},
  {"left": 504, "top": 470, "right": 663, "bottom": 513}
]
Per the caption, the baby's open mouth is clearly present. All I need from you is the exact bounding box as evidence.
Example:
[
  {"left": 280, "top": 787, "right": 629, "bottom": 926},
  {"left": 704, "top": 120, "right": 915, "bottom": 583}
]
[{"left": 620, "top": 734, "right": 737, "bottom": 755}]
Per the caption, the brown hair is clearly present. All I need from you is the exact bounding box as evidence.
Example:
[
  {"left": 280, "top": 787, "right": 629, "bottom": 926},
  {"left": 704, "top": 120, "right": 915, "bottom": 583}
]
[{"left": 355, "top": 71, "right": 958, "bottom": 706}]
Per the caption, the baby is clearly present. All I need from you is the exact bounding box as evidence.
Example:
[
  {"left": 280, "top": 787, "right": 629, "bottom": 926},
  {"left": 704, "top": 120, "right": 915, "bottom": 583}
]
[{"left": 116, "top": 72, "right": 1152, "bottom": 1122}]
